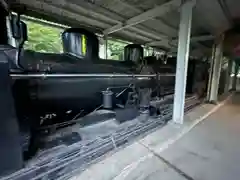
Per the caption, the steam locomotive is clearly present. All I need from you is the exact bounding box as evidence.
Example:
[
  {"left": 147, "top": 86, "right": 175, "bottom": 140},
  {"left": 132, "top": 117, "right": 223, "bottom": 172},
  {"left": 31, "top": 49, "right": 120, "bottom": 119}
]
[
  {"left": 4, "top": 27, "right": 208, "bottom": 159},
  {"left": 10, "top": 28, "right": 174, "bottom": 124}
]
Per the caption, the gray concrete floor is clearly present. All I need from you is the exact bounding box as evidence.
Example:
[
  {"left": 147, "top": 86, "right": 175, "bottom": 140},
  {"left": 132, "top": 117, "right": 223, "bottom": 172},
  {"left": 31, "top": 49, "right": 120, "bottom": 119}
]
[
  {"left": 159, "top": 92, "right": 240, "bottom": 180},
  {"left": 126, "top": 92, "right": 240, "bottom": 180},
  {"left": 70, "top": 92, "right": 240, "bottom": 180}
]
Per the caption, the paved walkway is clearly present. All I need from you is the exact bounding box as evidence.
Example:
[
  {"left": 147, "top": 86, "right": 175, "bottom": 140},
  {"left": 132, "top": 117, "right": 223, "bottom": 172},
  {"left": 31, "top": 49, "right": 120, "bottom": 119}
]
[
  {"left": 123, "top": 93, "right": 240, "bottom": 180},
  {"left": 70, "top": 92, "right": 240, "bottom": 180}
]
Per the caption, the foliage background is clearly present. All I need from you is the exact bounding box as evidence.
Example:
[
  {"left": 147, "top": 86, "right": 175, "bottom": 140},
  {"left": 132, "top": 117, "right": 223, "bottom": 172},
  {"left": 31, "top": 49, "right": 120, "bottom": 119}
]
[
  {"left": 24, "top": 20, "right": 63, "bottom": 53},
  {"left": 24, "top": 19, "right": 129, "bottom": 60}
]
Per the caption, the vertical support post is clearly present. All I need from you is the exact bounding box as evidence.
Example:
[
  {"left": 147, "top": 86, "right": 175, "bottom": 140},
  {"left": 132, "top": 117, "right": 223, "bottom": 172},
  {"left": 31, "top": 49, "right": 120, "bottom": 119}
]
[
  {"left": 206, "top": 44, "right": 216, "bottom": 100},
  {"left": 208, "top": 36, "right": 224, "bottom": 103},
  {"left": 146, "top": 46, "right": 149, "bottom": 56},
  {"left": 232, "top": 62, "right": 239, "bottom": 90},
  {"left": 225, "top": 59, "right": 232, "bottom": 92},
  {"left": 104, "top": 36, "right": 108, "bottom": 59},
  {"left": 173, "top": 0, "right": 195, "bottom": 124}
]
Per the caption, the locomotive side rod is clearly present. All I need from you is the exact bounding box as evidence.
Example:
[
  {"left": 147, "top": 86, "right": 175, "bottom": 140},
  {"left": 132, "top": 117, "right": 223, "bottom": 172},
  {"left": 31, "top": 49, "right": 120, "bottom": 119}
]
[{"left": 10, "top": 73, "right": 175, "bottom": 79}]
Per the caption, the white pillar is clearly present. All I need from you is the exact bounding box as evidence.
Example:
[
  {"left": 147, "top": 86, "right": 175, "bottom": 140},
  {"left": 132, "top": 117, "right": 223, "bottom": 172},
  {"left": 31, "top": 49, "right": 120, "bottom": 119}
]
[
  {"left": 173, "top": 0, "right": 195, "bottom": 124},
  {"left": 103, "top": 36, "right": 108, "bottom": 59},
  {"left": 206, "top": 45, "right": 216, "bottom": 101},
  {"left": 232, "top": 62, "right": 239, "bottom": 90},
  {"left": 146, "top": 47, "right": 150, "bottom": 56},
  {"left": 208, "top": 38, "right": 223, "bottom": 103},
  {"left": 225, "top": 59, "right": 232, "bottom": 92}
]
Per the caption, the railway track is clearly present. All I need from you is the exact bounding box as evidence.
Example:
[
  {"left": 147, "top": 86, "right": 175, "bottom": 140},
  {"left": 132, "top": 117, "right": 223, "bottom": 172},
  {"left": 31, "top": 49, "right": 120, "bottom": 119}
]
[{"left": 2, "top": 95, "right": 201, "bottom": 180}]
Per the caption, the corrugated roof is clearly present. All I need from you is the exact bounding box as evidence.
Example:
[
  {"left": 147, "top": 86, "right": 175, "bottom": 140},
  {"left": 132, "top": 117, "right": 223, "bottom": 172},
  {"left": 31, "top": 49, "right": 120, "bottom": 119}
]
[{"left": 9, "top": 0, "right": 237, "bottom": 56}]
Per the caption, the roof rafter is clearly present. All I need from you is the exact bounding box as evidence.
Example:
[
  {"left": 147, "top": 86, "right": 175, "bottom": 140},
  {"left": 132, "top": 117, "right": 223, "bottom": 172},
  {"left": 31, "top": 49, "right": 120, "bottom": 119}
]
[
  {"left": 147, "top": 34, "right": 214, "bottom": 47},
  {"left": 35, "top": 0, "right": 171, "bottom": 41},
  {"left": 113, "top": 0, "right": 178, "bottom": 33},
  {"left": 103, "top": 0, "right": 181, "bottom": 35},
  {"left": 16, "top": 0, "right": 153, "bottom": 43}
]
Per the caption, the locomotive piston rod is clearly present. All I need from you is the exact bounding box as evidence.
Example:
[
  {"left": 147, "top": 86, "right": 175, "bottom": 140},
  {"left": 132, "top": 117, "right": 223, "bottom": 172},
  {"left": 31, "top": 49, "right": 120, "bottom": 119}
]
[{"left": 10, "top": 73, "right": 175, "bottom": 79}]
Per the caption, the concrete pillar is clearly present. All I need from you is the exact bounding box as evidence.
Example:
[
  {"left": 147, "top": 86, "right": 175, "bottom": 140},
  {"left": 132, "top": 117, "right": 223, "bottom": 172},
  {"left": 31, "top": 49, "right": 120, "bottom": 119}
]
[
  {"left": 104, "top": 36, "right": 108, "bottom": 59},
  {"left": 225, "top": 59, "right": 233, "bottom": 92},
  {"left": 206, "top": 44, "right": 216, "bottom": 101},
  {"left": 208, "top": 37, "right": 223, "bottom": 103},
  {"left": 146, "top": 47, "right": 150, "bottom": 56},
  {"left": 232, "top": 62, "right": 239, "bottom": 90},
  {"left": 172, "top": 0, "right": 195, "bottom": 124}
]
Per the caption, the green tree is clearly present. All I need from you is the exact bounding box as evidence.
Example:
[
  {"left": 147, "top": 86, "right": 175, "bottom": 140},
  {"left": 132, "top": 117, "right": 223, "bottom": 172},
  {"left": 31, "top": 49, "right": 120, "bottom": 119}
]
[
  {"left": 107, "top": 40, "right": 127, "bottom": 60},
  {"left": 24, "top": 20, "right": 63, "bottom": 53},
  {"left": 24, "top": 19, "right": 130, "bottom": 60}
]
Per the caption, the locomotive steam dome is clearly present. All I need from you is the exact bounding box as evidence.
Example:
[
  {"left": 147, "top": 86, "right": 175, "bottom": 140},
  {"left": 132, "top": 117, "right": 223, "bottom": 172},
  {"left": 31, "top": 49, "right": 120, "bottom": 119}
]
[
  {"left": 62, "top": 28, "right": 99, "bottom": 60},
  {"left": 124, "top": 44, "right": 143, "bottom": 63}
]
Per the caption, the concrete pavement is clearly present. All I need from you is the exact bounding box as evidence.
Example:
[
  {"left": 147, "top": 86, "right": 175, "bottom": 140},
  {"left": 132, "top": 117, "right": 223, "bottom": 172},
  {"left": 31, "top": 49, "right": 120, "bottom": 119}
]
[{"left": 69, "top": 92, "right": 239, "bottom": 180}]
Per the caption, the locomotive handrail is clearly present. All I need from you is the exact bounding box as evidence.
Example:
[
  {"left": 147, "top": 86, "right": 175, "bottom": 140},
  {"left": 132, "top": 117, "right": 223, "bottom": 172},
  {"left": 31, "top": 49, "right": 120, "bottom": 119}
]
[{"left": 10, "top": 73, "right": 175, "bottom": 79}]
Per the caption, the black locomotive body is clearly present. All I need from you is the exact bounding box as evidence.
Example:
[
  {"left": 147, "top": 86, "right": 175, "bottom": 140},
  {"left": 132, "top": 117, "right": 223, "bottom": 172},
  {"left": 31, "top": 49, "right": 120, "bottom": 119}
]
[
  {"left": 2, "top": 27, "right": 208, "bottom": 160},
  {"left": 10, "top": 28, "right": 175, "bottom": 127}
]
